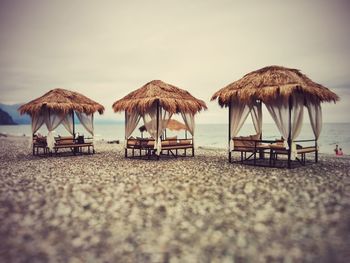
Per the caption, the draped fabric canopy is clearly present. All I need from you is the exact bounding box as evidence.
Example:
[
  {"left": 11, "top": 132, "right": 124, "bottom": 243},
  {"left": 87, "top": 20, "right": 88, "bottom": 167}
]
[
  {"left": 250, "top": 101, "right": 262, "bottom": 135},
  {"left": 212, "top": 66, "right": 338, "bottom": 167},
  {"left": 122, "top": 104, "right": 196, "bottom": 155},
  {"left": 31, "top": 113, "right": 45, "bottom": 134},
  {"left": 227, "top": 94, "right": 326, "bottom": 163},
  {"left": 32, "top": 110, "right": 96, "bottom": 150},
  {"left": 43, "top": 111, "right": 64, "bottom": 150},
  {"left": 265, "top": 95, "right": 304, "bottom": 159},
  {"left": 228, "top": 94, "right": 314, "bottom": 160},
  {"left": 113, "top": 80, "right": 206, "bottom": 157},
  {"left": 76, "top": 112, "right": 94, "bottom": 136},
  {"left": 306, "top": 100, "right": 322, "bottom": 141},
  {"left": 228, "top": 99, "right": 262, "bottom": 151},
  {"left": 61, "top": 112, "right": 74, "bottom": 135},
  {"left": 125, "top": 111, "right": 141, "bottom": 144},
  {"left": 181, "top": 113, "right": 195, "bottom": 136},
  {"left": 229, "top": 99, "right": 251, "bottom": 150},
  {"left": 142, "top": 104, "right": 172, "bottom": 153},
  {"left": 19, "top": 88, "right": 104, "bottom": 151}
]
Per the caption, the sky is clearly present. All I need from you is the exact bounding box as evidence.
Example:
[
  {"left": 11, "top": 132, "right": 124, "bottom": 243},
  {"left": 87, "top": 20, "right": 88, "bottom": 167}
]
[{"left": 0, "top": 0, "right": 349, "bottom": 123}]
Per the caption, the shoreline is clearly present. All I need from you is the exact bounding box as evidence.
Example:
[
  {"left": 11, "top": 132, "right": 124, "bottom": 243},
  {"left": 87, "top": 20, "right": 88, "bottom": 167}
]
[{"left": 0, "top": 132, "right": 347, "bottom": 157}]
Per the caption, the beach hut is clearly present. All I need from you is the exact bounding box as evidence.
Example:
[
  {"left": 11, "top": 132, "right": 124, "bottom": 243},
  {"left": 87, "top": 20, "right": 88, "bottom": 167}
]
[
  {"left": 112, "top": 80, "right": 207, "bottom": 159},
  {"left": 211, "top": 66, "right": 339, "bottom": 168},
  {"left": 19, "top": 88, "right": 104, "bottom": 155}
]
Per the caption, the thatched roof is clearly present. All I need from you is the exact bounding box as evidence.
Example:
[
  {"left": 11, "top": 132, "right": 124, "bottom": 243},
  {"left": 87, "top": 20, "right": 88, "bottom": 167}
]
[
  {"left": 139, "top": 119, "right": 188, "bottom": 132},
  {"left": 19, "top": 88, "right": 105, "bottom": 115},
  {"left": 211, "top": 66, "right": 339, "bottom": 107},
  {"left": 112, "top": 80, "right": 207, "bottom": 114}
]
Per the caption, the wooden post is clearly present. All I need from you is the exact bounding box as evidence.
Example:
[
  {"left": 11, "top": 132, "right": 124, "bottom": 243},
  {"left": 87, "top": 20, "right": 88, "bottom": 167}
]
[
  {"left": 192, "top": 136, "right": 195, "bottom": 157},
  {"left": 72, "top": 110, "right": 77, "bottom": 154},
  {"left": 72, "top": 111, "right": 75, "bottom": 139},
  {"left": 258, "top": 100, "right": 264, "bottom": 159},
  {"left": 124, "top": 111, "right": 127, "bottom": 158},
  {"left": 260, "top": 100, "right": 263, "bottom": 142},
  {"left": 32, "top": 132, "right": 35, "bottom": 155},
  {"left": 156, "top": 100, "right": 160, "bottom": 160},
  {"left": 287, "top": 96, "right": 292, "bottom": 169},
  {"left": 315, "top": 139, "right": 318, "bottom": 163},
  {"left": 92, "top": 113, "right": 95, "bottom": 154},
  {"left": 228, "top": 101, "right": 232, "bottom": 163}
]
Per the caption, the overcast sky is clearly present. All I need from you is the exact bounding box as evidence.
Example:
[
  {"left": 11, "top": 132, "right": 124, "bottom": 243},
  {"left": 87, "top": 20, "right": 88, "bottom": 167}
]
[{"left": 0, "top": 0, "right": 349, "bottom": 123}]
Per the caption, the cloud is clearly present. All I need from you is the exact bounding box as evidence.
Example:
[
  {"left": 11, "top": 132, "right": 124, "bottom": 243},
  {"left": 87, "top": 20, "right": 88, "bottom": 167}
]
[{"left": 0, "top": 0, "right": 349, "bottom": 123}]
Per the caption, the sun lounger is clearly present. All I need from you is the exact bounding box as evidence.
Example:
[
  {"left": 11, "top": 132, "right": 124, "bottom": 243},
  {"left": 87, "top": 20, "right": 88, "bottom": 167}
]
[
  {"left": 125, "top": 136, "right": 194, "bottom": 158},
  {"left": 32, "top": 135, "right": 94, "bottom": 156},
  {"left": 53, "top": 136, "right": 94, "bottom": 155}
]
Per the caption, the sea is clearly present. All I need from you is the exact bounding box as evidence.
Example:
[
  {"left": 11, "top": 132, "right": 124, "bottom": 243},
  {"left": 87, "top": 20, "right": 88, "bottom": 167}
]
[{"left": 1, "top": 123, "right": 349, "bottom": 155}]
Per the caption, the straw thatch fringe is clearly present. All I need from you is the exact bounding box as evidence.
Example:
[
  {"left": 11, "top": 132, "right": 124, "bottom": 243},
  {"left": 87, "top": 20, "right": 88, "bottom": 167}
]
[
  {"left": 112, "top": 80, "right": 207, "bottom": 114},
  {"left": 19, "top": 88, "right": 105, "bottom": 115},
  {"left": 211, "top": 66, "right": 339, "bottom": 107}
]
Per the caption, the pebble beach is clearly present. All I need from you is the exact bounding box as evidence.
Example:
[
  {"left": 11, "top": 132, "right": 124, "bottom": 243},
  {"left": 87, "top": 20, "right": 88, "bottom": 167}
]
[{"left": 0, "top": 136, "right": 350, "bottom": 263}]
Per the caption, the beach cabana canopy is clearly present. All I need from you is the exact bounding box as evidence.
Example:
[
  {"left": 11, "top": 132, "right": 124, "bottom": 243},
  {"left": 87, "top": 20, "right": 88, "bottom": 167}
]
[
  {"left": 113, "top": 80, "right": 207, "bottom": 154},
  {"left": 19, "top": 88, "right": 104, "bottom": 149},
  {"left": 211, "top": 65, "right": 339, "bottom": 167}
]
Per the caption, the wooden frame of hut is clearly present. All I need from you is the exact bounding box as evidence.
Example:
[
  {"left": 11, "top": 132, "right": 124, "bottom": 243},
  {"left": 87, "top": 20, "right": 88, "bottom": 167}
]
[
  {"left": 18, "top": 88, "right": 104, "bottom": 156},
  {"left": 211, "top": 66, "right": 339, "bottom": 168},
  {"left": 112, "top": 80, "right": 207, "bottom": 159}
]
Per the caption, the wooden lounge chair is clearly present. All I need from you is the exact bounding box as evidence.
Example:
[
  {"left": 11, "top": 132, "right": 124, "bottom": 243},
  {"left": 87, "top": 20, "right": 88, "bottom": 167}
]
[
  {"left": 125, "top": 136, "right": 194, "bottom": 158},
  {"left": 33, "top": 135, "right": 48, "bottom": 155},
  {"left": 231, "top": 134, "right": 263, "bottom": 164},
  {"left": 161, "top": 136, "right": 194, "bottom": 157},
  {"left": 32, "top": 135, "right": 94, "bottom": 156},
  {"left": 53, "top": 136, "right": 94, "bottom": 155},
  {"left": 269, "top": 142, "right": 317, "bottom": 166}
]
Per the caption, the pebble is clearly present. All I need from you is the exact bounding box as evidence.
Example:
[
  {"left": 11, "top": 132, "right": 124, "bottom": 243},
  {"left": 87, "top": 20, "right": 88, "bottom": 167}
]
[{"left": 0, "top": 136, "right": 349, "bottom": 262}]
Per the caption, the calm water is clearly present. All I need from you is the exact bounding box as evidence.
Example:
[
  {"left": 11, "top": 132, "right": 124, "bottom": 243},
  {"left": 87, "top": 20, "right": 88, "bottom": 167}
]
[{"left": 1, "top": 123, "right": 349, "bottom": 154}]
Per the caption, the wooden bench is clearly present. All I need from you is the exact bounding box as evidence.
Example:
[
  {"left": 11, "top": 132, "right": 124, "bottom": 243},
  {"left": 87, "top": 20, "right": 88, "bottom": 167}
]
[
  {"left": 125, "top": 137, "right": 194, "bottom": 158},
  {"left": 231, "top": 134, "right": 264, "bottom": 164},
  {"left": 161, "top": 138, "right": 194, "bottom": 157},
  {"left": 53, "top": 136, "right": 94, "bottom": 155},
  {"left": 270, "top": 145, "right": 317, "bottom": 166},
  {"left": 32, "top": 135, "right": 94, "bottom": 156},
  {"left": 33, "top": 136, "right": 48, "bottom": 155},
  {"left": 230, "top": 134, "right": 318, "bottom": 167}
]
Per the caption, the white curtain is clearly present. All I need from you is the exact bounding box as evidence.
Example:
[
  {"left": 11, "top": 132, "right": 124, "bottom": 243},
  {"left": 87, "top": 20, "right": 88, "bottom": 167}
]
[
  {"left": 306, "top": 100, "right": 322, "bottom": 140},
  {"left": 44, "top": 110, "right": 64, "bottom": 150},
  {"left": 61, "top": 112, "right": 74, "bottom": 135},
  {"left": 124, "top": 111, "right": 141, "bottom": 148},
  {"left": 181, "top": 112, "right": 195, "bottom": 136},
  {"left": 142, "top": 104, "right": 172, "bottom": 155},
  {"left": 250, "top": 101, "right": 262, "bottom": 135},
  {"left": 290, "top": 96, "right": 304, "bottom": 159},
  {"left": 266, "top": 95, "right": 304, "bottom": 160},
  {"left": 229, "top": 99, "right": 250, "bottom": 151},
  {"left": 76, "top": 112, "right": 94, "bottom": 136},
  {"left": 31, "top": 113, "right": 45, "bottom": 134},
  {"left": 266, "top": 100, "right": 290, "bottom": 149},
  {"left": 143, "top": 105, "right": 157, "bottom": 142}
]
